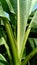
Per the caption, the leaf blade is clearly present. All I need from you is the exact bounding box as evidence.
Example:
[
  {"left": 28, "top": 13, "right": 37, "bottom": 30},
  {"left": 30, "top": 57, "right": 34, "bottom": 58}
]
[
  {"left": 20, "top": 11, "right": 37, "bottom": 59},
  {"left": 0, "top": 54, "right": 9, "bottom": 65},
  {"left": 17, "top": 0, "right": 36, "bottom": 58}
]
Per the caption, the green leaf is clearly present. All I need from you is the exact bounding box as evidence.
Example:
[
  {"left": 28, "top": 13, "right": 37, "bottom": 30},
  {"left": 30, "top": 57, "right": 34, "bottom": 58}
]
[
  {"left": 33, "top": 38, "right": 37, "bottom": 47},
  {"left": 0, "top": 0, "right": 15, "bottom": 14},
  {"left": 17, "top": 0, "right": 36, "bottom": 58},
  {"left": 0, "top": 54, "right": 9, "bottom": 65},
  {"left": 28, "top": 38, "right": 37, "bottom": 49},
  {"left": 0, "top": 2, "right": 10, "bottom": 20},
  {"left": 20, "top": 11, "right": 37, "bottom": 59},
  {"left": 12, "top": 0, "right": 17, "bottom": 13},
  {"left": 5, "top": 0, "right": 15, "bottom": 14},
  {"left": 21, "top": 47, "right": 37, "bottom": 65},
  {"left": 31, "top": 21, "right": 37, "bottom": 28},
  {"left": 28, "top": 38, "right": 35, "bottom": 49},
  {"left": 0, "top": 0, "right": 9, "bottom": 13},
  {"left": 0, "top": 37, "right": 13, "bottom": 65}
]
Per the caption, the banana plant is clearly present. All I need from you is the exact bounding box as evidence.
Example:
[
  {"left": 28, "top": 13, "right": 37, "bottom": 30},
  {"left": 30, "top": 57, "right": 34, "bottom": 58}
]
[{"left": 0, "top": 0, "right": 37, "bottom": 65}]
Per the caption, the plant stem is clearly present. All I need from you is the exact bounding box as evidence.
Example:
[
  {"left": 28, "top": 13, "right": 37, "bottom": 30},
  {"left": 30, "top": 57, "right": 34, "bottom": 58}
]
[{"left": 3, "top": 19, "right": 21, "bottom": 65}]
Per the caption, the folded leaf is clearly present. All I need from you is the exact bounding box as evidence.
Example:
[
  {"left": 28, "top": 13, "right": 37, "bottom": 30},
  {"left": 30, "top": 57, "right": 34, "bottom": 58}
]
[
  {"left": 0, "top": 54, "right": 9, "bottom": 65},
  {"left": 20, "top": 11, "right": 37, "bottom": 59},
  {"left": 5, "top": 0, "right": 15, "bottom": 13},
  {"left": 17, "top": 0, "right": 36, "bottom": 58},
  {"left": 0, "top": 2, "right": 10, "bottom": 20}
]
